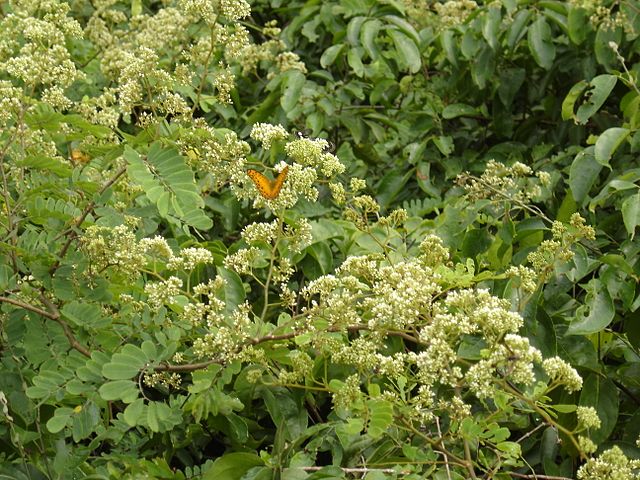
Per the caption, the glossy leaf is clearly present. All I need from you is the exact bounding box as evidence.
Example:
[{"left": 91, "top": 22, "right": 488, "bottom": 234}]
[
  {"left": 281, "top": 70, "right": 305, "bottom": 113},
  {"left": 320, "top": 44, "right": 345, "bottom": 68},
  {"left": 569, "top": 148, "right": 602, "bottom": 203},
  {"left": 579, "top": 375, "right": 619, "bottom": 444},
  {"left": 621, "top": 191, "right": 640, "bottom": 239},
  {"left": 568, "top": 7, "right": 589, "bottom": 44},
  {"left": 567, "top": 279, "right": 614, "bottom": 335},
  {"left": 575, "top": 75, "right": 617, "bottom": 125},
  {"left": 388, "top": 29, "right": 421, "bottom": 73},
  {"left": 594, "top": 127, "right": 630, "bottom": 166},
  {"left": 528, "top": 16, "right": 556, "bottom": 69},
  {"left": 482, "top": 7, "right": 502, "bottom": 50}
]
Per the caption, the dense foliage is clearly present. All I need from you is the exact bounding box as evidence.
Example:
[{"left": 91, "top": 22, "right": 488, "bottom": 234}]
[{"left": 1, "top": 0, "right": 640, "bottom": 478}]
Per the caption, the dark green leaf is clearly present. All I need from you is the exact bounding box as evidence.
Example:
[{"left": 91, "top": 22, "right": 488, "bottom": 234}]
[
  {"left": 567, "top": 279, "right": 614, "bottom": 335},
  {"left": 594, "top": 127, "right": 629, "bottom": 166},
  {"left": 281, "top": 70, "right": 306, "bottom": 114},
  {"left": 528, "top": 16, "right": 556, "bottom": 69},
  {"left": 575, "top": 75, "right": 617, "bottom": 124},
  {"left": 569, "top": 148, "right": 602, "bottom": 203},
  {"left": 388, "top": 29, "right": 421, "bottom": 73},
  {"left": 568, "top": 7, "right": 590, "bottom": 44},
  {"left": 622, "top": 191, "right": 640, "bottom": 239},
  {"left": 320, "top": 44, "right": 345, "bottom": 68},
  {"left": 203, "top": 453, "right": 263, "bottom": 480},
  {"left": 579, "top": 375, "right": 619, "bottom": 444}
]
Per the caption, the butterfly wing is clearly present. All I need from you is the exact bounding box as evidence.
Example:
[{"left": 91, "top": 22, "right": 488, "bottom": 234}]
[
  {"left": 247, "top": 167, "right": 288, "bottom": 200},
  {"left": 247, "top": 169, "right": 274, "bottom": 199},
  {"left": 271, "top": 166, "right": 289, "bottom": 198}
]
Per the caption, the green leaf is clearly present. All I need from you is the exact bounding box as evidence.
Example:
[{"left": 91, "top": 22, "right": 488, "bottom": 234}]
[
  {"left": 346, "top": 16, "right": 366, "bottom": 46},
  {"left": 203, "top": 453, "right": 264, "bottom": 480},
  {"left": 16, "top": 155, "right": 72, "bottom": 177},
  {"left": 575, "top": 75, "right": 617, "bottom": 124},
  {"left": 561, "top": 80, "right": 588, "bottom": 122},
  {"left": 471, "top": 44, "right": 495, "bottom": 89},
  {"left": 124, "top": 398, "right": 145, "bottom": 426},
  {"left": 568, "top": 7, "right": 590, "bottom": 44},
  {"left": 225, "top": 412, "right": 249, "bottom": 443},
  {"left": 482, "top": 6, "right": 502, "bottom": 50},
  {"left": 72, "top": 403, "right": 100, "bottom": 442},
  {"left": 507, "top": 9, "right": 532, "bottom": 49},
  {"left": 496, "top": 441, "right": 521, "bottom": 456},
  {"left": 579, "top": 375, "right": 619, "bottom": 444},
  {"left": 498, "top": 68, "right": 526, "bottom": 107},
  {"left": 600, "top": 254, "right": 635, "bottom": 276},
  {"left": 462, "top": 229, "right": 493, "bottom": 257},
  {"left": 442, "top": 103, "right": 478, "bottom": 119},
  {"left": 594, "top": 25, "right": 622, "bottom": 70},
  {"left": 347, "top": 47, "right": 365, "bottom": 77},
  {"left": 433, "top": 135, "right": 454, "bottom": 156},
  {"left": 552, "top": 404, "right": 578, "bottom": 413},
  {"left": 383, "top": 15, "right": 421, "bottom": 44},
  {"left": 217, "top": 266, "right": 246, "bottom": 313},
  {"left": 281, "top": 70, "right": 305, "bottom": 113},
  {"left": 98, "top": 380, "right": 139, "bottom": 402},
  {"left": 102, "top": 344, "right": 148, "bottom": 379},
  {"left": 320, "top": 44, "right": 345, "bottom": 68},
  {"left": 441, "top": 30, "right": 459, "bottom": 66},
  {"left": 569, "top": 148, "right": 602, "bottom": 203},
  {"left": 146, "top": 401, "right": 180, "bottom": 433},
  {"left": 527, "top": 16, "right": 556, "bottom": 69},
  {"left": 367, "top": 398, "right": 393, "bottom": 439},
  {"left": 376, "top": 168, "right": 413, "bottom": 208},
  {"left": 622, "top": 191, "right": 640, "bottom": 239},
  {"left": 336, "top": 418, "right": 364, "bottom": 448},
  {"left": 305, "top": 242, "right": 333, "bottom": 275},
  {"left": 567, "top": 279, "right": 614, "bottom": 335},
  {"left": 361, "top": 19, "right": 382, "bottom": 61},
  {"left": 388, "top": 29, "right": 421, "bottom": 73},
  {"left": 61, "top": 301, "right": 104, "bottom": 327},
  {"left": 124, "top": 143, "right": 210, "bottom": 230},
  {"left": 141, "top": 340, "right": 158, "bottom": 361},
  {"left": 46, "top": 408, "right": 73, "bottom": 433},
  {"left": 594, "top": 127, "right": 629, "bottom": 166},
  {"left": 260, "top": 387, "right": 307, "bottom": 441}
]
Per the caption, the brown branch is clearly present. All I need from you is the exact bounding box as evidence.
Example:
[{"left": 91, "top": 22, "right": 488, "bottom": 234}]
[
  {"left": 38, "top": 294, "right": 91, "bottom": 358},
  {"left": 507, "top": 474, "right": 573, "bottom": 480},
  {"left": 299, "top": 467, "right": 396, "bottom": 474},
  {"left": 0, "top": 294, "right": 91, "bottom": 358},
  {"left": 50, "top": 165, "right": 128, "bottom": 274},
  {"left": 0, "top": 296, "right": 55, "bottom": 319},
  {"left": 612, "top": 378, "right": 640, "bottom": 406}
]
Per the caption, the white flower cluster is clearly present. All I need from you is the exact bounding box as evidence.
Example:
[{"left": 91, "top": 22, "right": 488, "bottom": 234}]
[
  {"left": 250, "top": 123, "right": 289, "bottom": 150},
  {"left": 144, "top": 276, "right": 183, "bottom": 310},
  {"left": 167, "top": 248, "right": 214, "bottom": 270}
]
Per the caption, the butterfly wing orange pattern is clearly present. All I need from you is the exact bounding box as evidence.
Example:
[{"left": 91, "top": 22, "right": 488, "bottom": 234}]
[{"left": 247, "top": 166, "right": 289, "bottom": 200}]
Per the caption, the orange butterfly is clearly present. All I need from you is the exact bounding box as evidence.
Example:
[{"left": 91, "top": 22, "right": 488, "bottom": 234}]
[
  {"left": 69, "top": 148, "right": 90, "bottom": 165},
  {"left": 247, "top": 166, "right": 289, "bottom": 200}
]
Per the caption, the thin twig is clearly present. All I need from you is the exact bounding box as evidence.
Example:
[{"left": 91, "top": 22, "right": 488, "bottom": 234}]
[
  {"left": 38, "top": 294, "right": 91, "bottom": 357},
  {"left": 436, "top": 417, "right": 453, "bottom": 480},
  {"left": 0, "top": 296, "right": 55, "bottom": 319},
  {"left": 514, "top": 422, "right": 547, "bottom": 444},
  {"left": 50, "top": 165, "right": 128, "bottom": 274},
  {"left": 298, "top": 466, "right": 396, "bottom": 474},
  {"left": 507, "top": 473, "right": 574, "bottom": 480},
  {"left": 0, "top": 294, "right": 92, "bottom": 357}
]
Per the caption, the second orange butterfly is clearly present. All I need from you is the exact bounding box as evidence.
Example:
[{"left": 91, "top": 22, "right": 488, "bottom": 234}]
[{"left": 247, "top": 166, "right": 289, "bottom": 200}]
